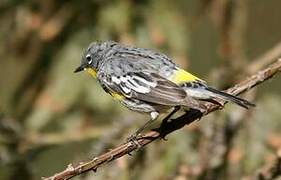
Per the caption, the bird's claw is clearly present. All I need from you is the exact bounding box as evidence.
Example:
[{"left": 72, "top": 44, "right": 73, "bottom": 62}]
[{"left": 126, "top": 133, "right": 142, "bottom": 149}]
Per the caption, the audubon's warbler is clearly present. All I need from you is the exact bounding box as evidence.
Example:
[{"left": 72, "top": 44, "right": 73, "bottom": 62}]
[{"left": 74, "top": 41, "right": 254, "bottom": 137}]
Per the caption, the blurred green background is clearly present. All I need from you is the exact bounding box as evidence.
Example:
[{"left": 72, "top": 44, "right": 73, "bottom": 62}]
[{"left": 0, "top": 0, "right": 281, "bottom": 180}]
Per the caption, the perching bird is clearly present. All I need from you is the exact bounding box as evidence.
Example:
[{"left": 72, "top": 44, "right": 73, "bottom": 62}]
[{"left": 74, "top": 41, "right": 255, "bottom": 137}]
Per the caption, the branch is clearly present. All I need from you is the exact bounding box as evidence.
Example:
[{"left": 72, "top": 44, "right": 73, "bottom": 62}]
[{"left": 44, "top": 58, "right": 281, "bottom": 180}]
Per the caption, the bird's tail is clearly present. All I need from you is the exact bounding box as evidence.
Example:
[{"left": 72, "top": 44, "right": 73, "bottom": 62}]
[{"left": 205, "top": 86, "right": 255, "bottom": 109}]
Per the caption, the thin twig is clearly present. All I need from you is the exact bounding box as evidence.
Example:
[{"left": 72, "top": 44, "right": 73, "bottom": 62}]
[{"left": 44, "top": 59, "right": 281, "bottom": 180}]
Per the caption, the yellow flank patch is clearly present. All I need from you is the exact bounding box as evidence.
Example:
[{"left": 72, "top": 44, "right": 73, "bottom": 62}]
[
  {"left": 170, "top": 68, "right": 202, "bottom": 84},
  {"left": 85, "top": 68, "right": 97, "bottom": 78},
  {"left": 110, "top": 92, "right": 124, "bottom": 100}
]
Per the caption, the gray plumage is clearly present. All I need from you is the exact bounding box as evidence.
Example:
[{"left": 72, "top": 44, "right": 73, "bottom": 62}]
[
  {"left": 85, "top": 41, "right": 204, "bottom": 112},
  {"left": 74, "top": 41, "right": 255, "bottom": 137}
]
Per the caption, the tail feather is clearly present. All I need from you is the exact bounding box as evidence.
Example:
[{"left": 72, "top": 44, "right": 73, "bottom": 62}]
[{"left": 205, "top": 87, "right": 255, "bottom": 109}]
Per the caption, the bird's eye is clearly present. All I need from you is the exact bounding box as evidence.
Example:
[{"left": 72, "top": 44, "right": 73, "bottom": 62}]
[{"left": 86, "top": 55, "right": 92, "bottom": 64}]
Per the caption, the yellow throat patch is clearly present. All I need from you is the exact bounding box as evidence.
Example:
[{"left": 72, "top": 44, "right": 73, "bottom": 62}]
[
  {"left": 85, "top": 68, "right": 124, "bottom": 100},
  {"left": 170, "top": 68, "right": 202, "bottom": 84},
  {"left": 85, "top": 68, "right": 97, "bottom": 78}
]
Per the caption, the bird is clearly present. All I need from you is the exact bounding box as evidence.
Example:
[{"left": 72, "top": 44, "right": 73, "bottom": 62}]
[{"left": 74, "top": 41, "right": 255, "bottom": 138}]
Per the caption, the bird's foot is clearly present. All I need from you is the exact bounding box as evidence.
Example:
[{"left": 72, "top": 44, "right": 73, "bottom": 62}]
[{"left": 126, "top": 132, "right": 142, "bottom": 149}]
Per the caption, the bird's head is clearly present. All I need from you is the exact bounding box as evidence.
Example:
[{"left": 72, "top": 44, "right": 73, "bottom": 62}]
[{"left": 74, "top": 41, "right": 117, "bottom": 77}]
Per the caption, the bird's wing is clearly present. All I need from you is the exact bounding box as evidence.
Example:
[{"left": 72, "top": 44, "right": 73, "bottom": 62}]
[{"left": 98, "top": 69, "right": 190, "bottom": 106}]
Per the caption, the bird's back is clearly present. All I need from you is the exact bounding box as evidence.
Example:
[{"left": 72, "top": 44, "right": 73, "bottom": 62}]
[{"left": 100, "top": 43, "right": 178, "bottom": 79}]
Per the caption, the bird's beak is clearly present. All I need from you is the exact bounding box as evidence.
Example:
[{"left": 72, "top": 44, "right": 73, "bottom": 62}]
[{"left": 74, "top": 65, "right": 84, "bottom": 73}]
